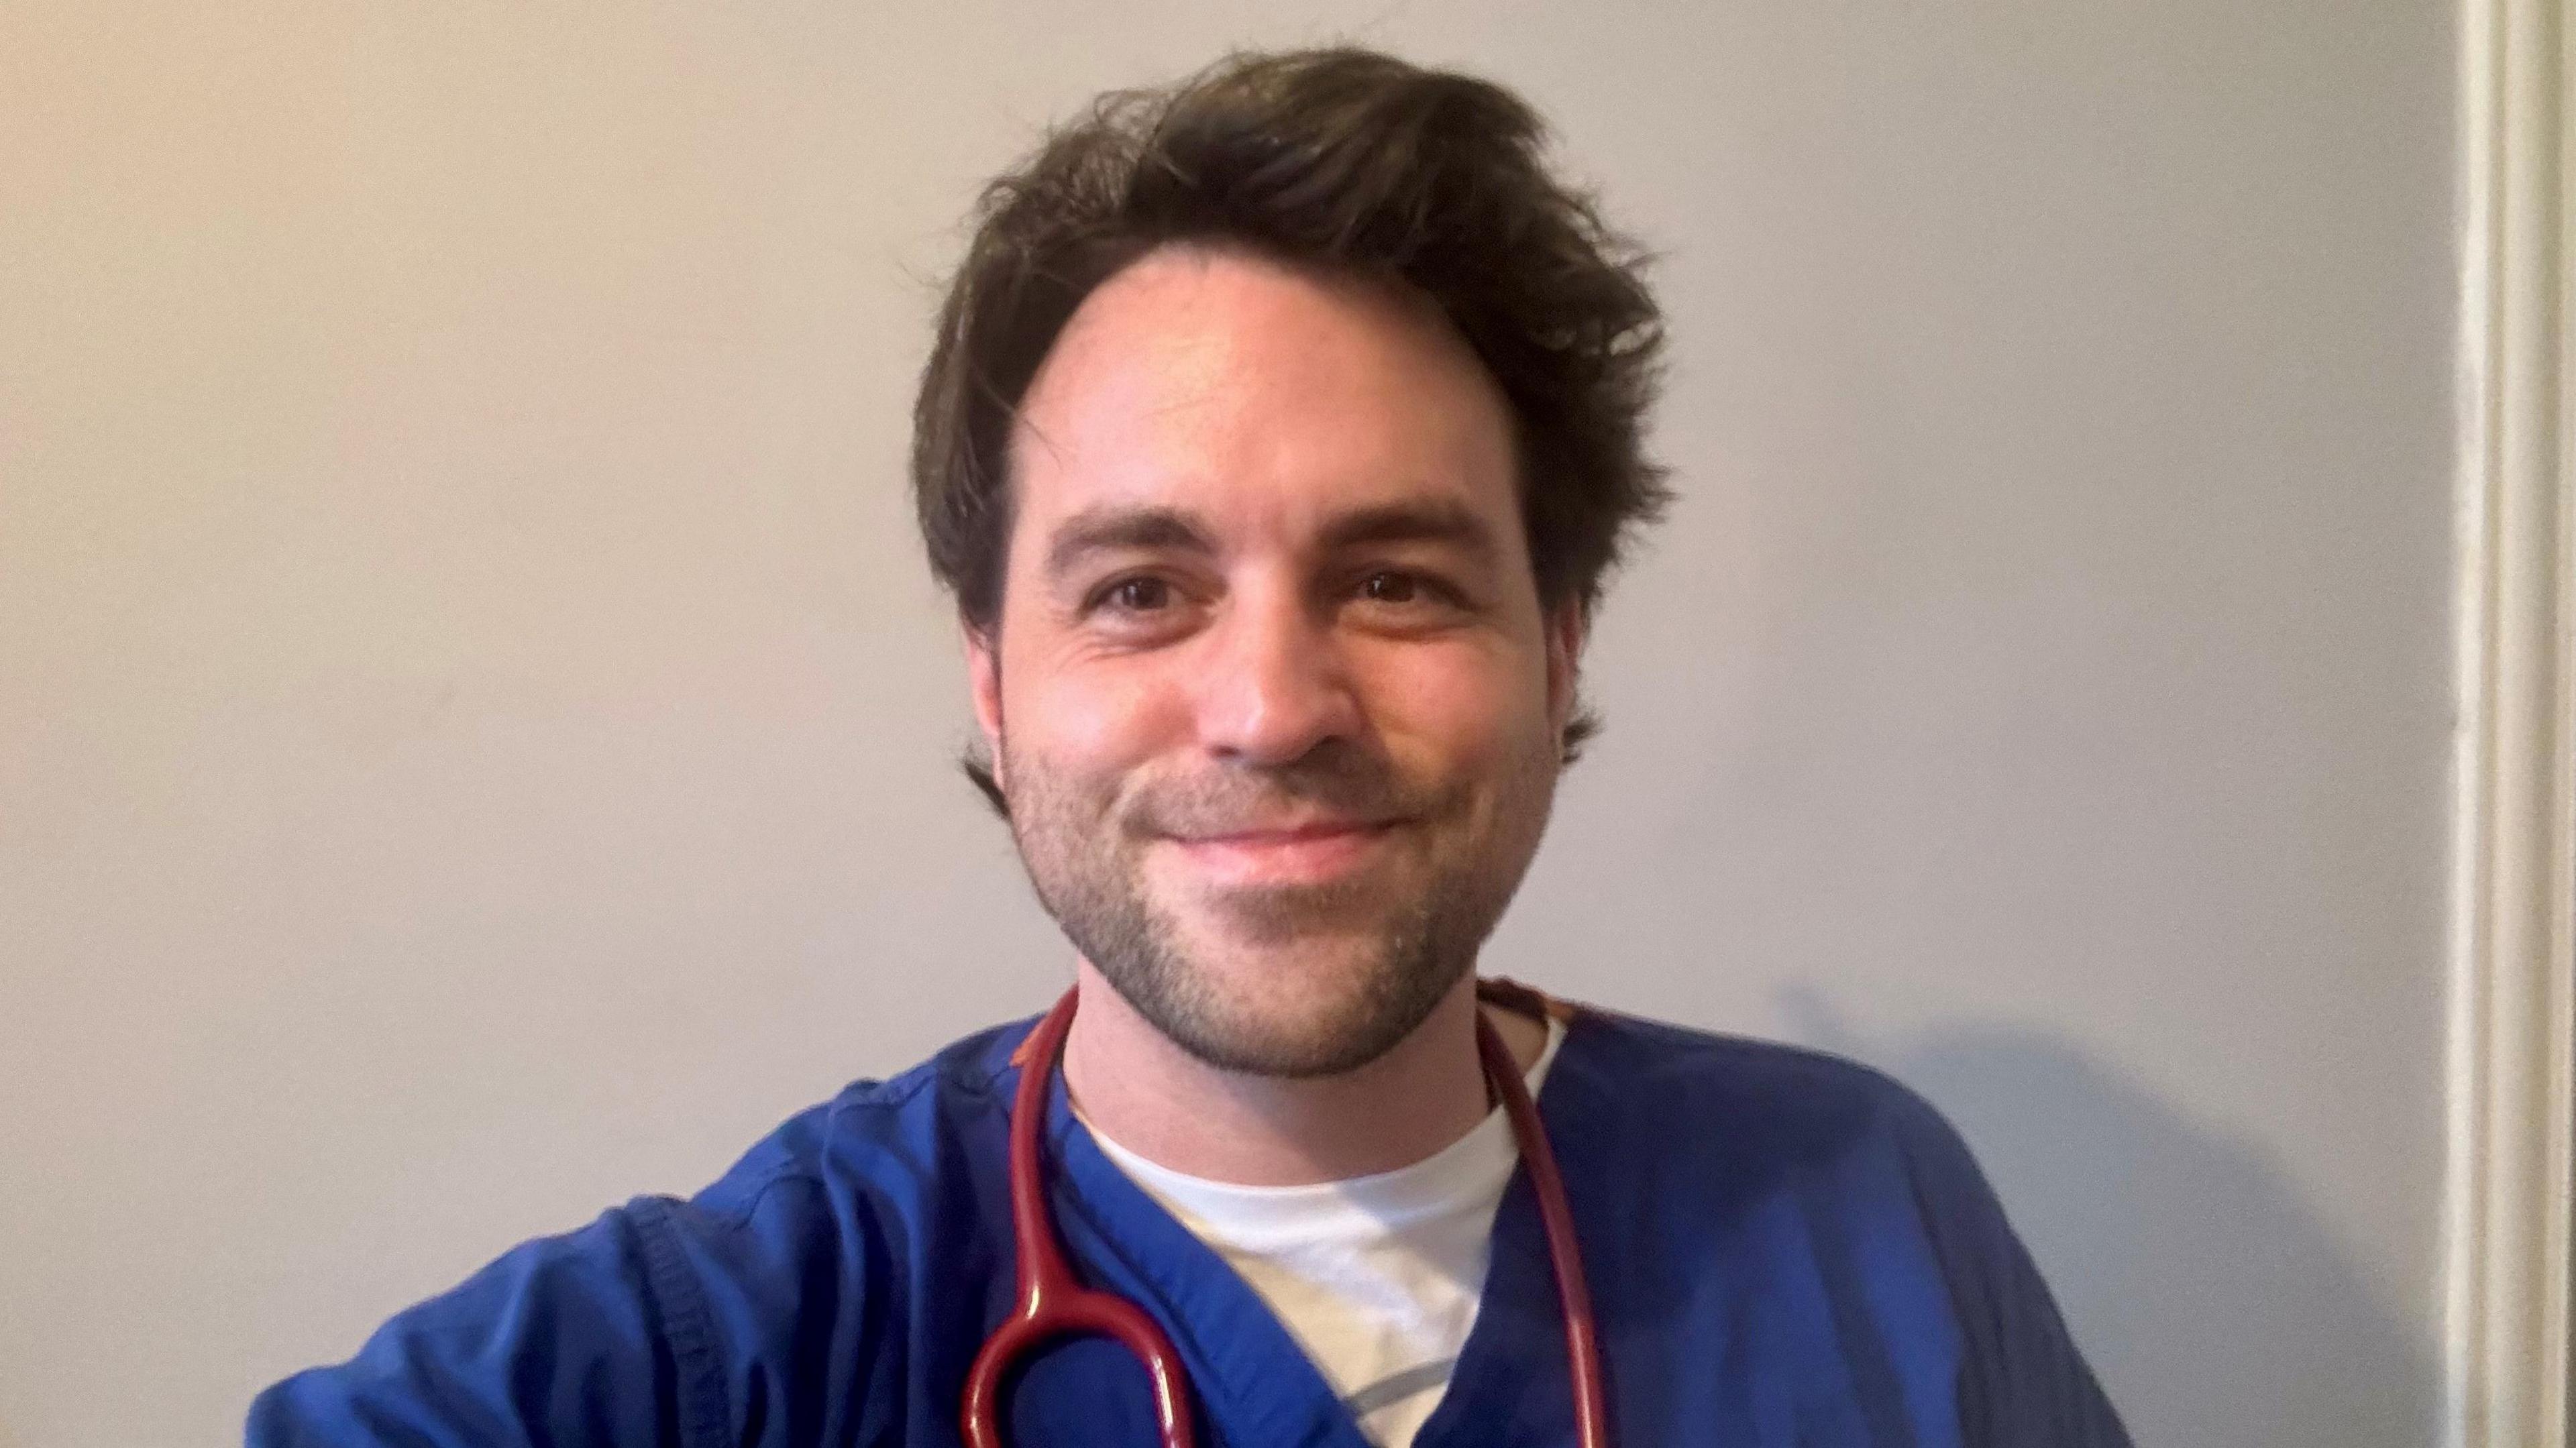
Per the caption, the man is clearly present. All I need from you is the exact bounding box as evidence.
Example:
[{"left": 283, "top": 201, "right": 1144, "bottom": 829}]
[{"left": 252, "top": 48, "right": 2129, "bottom": 1448}]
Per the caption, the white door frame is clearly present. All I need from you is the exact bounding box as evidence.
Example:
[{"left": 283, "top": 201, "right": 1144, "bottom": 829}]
[{"left": 2446, "top": 0, "right": 2576, "bottom": 1443}]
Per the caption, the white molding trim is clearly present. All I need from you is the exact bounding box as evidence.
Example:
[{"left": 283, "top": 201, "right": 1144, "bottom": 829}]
[{"left": 2445, "top": 0, "right": 2576, "bottom": 1442}]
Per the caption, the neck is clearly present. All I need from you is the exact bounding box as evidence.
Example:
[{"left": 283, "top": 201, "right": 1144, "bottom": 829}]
[{"left": 1059, "top": 962, "right": 1547, "bottom": 1186}]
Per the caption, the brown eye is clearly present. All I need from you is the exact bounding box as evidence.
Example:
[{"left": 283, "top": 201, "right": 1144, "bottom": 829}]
[
  {"left": 1360, "top": 571, "right": 1419, "bottom": 604},
  {"left": 1104, "top": 577, "right": 1170, "bottom": 612}
]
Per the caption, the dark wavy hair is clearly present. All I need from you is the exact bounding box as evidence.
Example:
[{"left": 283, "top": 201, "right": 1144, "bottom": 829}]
[{"left": 912, "top": 48, "right": 1668, "bottom": 808}]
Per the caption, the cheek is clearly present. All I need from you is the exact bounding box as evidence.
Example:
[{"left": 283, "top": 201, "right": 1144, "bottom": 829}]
[
  {"left": 1001, "top": 643, "right": 1189, "bottom": 779},
  {"left": 1355, "top": 641, "right": 1548, "bottom": 775}
]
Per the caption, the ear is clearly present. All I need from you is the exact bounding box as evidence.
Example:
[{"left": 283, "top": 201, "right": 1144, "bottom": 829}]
[
  {"left": 1544, "top": 599, "right": 1588, "bottom": 738},
  {"left": 964, "top": 620, "right": 1006, "bottom": 795}
]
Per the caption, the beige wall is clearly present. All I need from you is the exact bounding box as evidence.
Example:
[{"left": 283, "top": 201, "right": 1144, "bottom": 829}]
[{"left": 0, "top": 3, "right": 2459, "bottom": 1445}]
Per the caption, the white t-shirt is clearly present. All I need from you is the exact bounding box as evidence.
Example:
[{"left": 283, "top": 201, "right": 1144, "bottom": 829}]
[{"left": 1083, "top": 1017, "right": 1566, "bottom": 1448}]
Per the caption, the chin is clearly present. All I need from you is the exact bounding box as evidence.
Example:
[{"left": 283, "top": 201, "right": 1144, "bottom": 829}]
[{"left": 1151, "top": 923, "right": 1468, "bottom": 1078}]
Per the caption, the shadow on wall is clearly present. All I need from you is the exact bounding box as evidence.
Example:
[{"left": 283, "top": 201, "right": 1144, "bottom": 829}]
[{"left": 1778, "top": 991, "right": 2433, "bottom": 1448}]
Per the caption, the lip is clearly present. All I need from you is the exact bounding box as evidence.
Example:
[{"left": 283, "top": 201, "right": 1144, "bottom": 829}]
[{"left": 1163, "top": 819, "right": 1403, "bottom": 887}]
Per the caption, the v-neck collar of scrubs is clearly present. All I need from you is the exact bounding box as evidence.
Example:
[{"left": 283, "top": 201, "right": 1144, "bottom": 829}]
[{"left": 1023, "top": 1009, "right": 1601, "bottom": 1448}]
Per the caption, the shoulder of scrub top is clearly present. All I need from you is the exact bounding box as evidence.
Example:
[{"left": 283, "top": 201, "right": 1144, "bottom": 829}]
[
  {"left": 679, "top": 1008, "right": 1038, "bottom": 1225},
  {"left": 1528, "top": 1001, "right": 2054, "bottom": 1315},
  {"left": 1542, "top": 1003, "right": 2128, "bottom": 1443},
  {"left": 1541, "top": 1000, "right": 1968, "bottom": 1168},
  {"left": 244, "top": 1013, "right": 1044, "bottom": 1448}
]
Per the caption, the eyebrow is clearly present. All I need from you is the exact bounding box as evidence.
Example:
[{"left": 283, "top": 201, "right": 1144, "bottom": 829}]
[
  {"left": 1040, "top": 497, "right": 1503, "bottom": 585},
  {"left": 1314, "top": 500, "right": 1501, "bottom": 561},
  {"left": 1043, "top": 506, "right": 1218, "bottom": 583}
]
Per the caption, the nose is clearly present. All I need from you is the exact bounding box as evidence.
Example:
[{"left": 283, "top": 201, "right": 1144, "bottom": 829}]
[{"left": 1193, "top": 579, "right": 1362, "bottom": 767}]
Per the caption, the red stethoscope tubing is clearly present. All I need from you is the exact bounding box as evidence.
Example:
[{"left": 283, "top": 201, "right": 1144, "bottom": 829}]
[{"left": 959, "top": 981, "right": 1611, "bottom": 1448}]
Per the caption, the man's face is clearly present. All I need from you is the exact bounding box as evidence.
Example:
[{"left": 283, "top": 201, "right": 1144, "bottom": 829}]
[{"left": 967, "top": 246, "right": 1580, "bottom": 1078}]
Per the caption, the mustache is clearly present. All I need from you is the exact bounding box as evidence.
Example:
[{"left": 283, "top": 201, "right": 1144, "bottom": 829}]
[{"left": 1121, "top": 750, "right": 1437, "bottom": 838}]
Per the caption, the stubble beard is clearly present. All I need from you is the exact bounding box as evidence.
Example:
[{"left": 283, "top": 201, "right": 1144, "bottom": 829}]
[{"left": 1000, "top": 736, "right": 1558, "bottom": 1078}]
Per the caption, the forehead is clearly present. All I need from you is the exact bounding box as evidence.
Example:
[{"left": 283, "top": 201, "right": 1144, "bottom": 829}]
[{"left": 1008, "top": 247, "right": 1520, "bottom": 544}]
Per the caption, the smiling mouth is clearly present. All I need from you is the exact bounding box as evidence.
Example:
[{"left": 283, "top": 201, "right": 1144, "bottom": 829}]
[{"left": 1163, "top": 820, "right": 1405, "bottom": 887}]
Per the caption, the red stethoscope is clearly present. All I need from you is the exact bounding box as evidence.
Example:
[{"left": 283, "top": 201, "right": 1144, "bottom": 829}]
[{"left": 961, "top": 979, "right": 1612, "bottom": 1448}]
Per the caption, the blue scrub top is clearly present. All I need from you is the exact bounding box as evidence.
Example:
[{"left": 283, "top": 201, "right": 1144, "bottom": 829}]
[{"left": 249, "top": 1003, "right": 2131, "bottom": 1447}]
